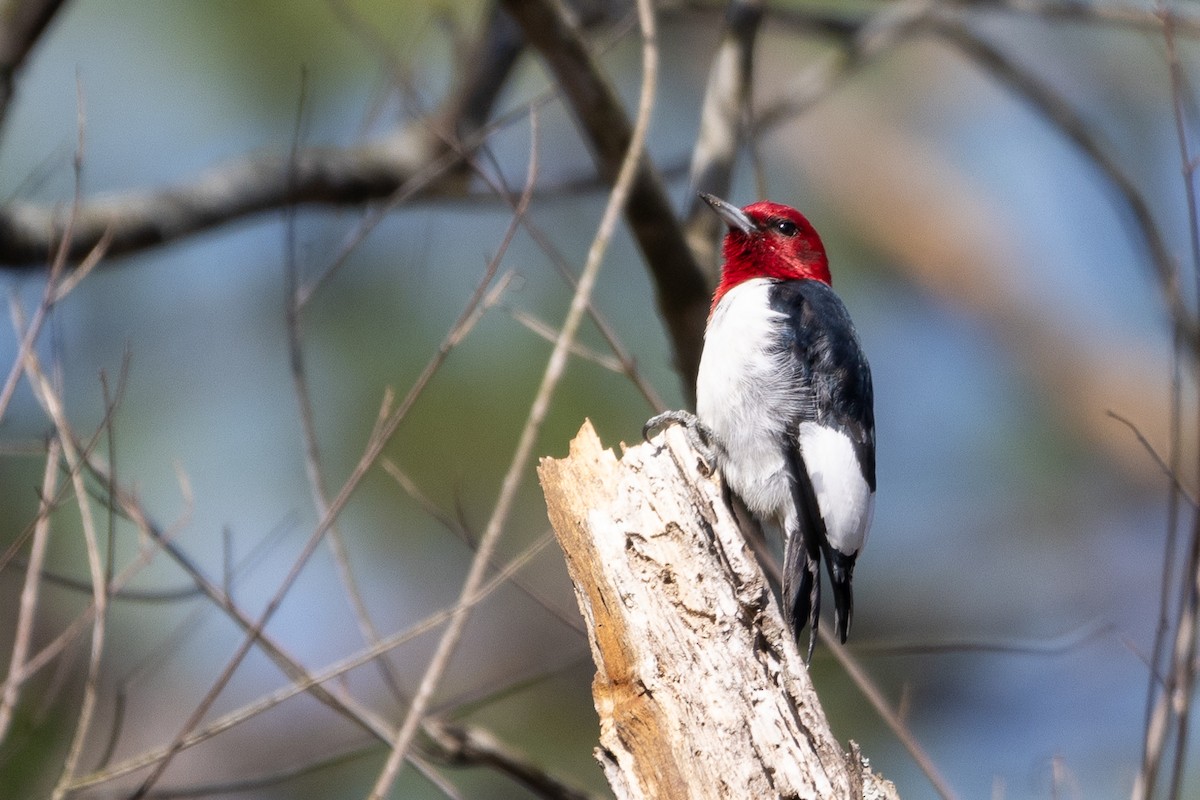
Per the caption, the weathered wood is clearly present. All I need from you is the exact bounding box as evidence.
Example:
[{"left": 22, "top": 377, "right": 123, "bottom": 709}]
[{"left": 538, "top": 420, "right": 898, "bottom": 800}]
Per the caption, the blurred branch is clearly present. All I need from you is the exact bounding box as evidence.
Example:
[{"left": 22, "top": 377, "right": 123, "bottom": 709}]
[
  {"left": 381, "top": 456, "right": 587, "bottom": 635},
  {"left": 431, "top": 1, "right": 528, "bottom": 143},
  {"left": 0, "top": 0, "right": 68, "bottom": 137},
  {"left": 1135, "top": 16, "right": 1200, "bottom": 800},
  {"left": 368, "top": 1, "right": 662, "bottom": 794},
  {"left": 1108, "top": 411, "right": 1197, "bottom": 509},
  {"left": 20, "top": 340, "right": 109, "bottom": 800},
  {"left": 821, "top": 632, "right": 958, "bottom": 800},
  {"left": 682, "top": 0, "right": 764, "bottom": 283},
  {"left": 757, "top": 0, "right": 939, "bottom": 126},
  {"left": 0, "top": 436, "right": 60, "bottom": 745},
  {"left": 0, "top": 1, "right": 526, "bottom": 269},
  {"left": 501, "top": 0, "right": 711, "bottom": 398},
  {"left": 538, "top": 422, "right": 899, "bottom": 799},
  {"left": 70, "top": 529, "right": 559, "bottom": 794},
  {"left": 0, "top": 131, "right": 455, "bottom": 266},
  {"left": 425, "top": 720, "right": 602, "bottom": 800},
  {"left": 974, "top": 0, "right": 1200, "bottom": 35},
  {"left": 282, "top": 73, "right": 409, "bottom": 711},
  {"left": 929, "top": 16, "right": 1200, "bottom": 356},
  {"left": 130, "top": 179, "right": 521, "bottom": 794}
]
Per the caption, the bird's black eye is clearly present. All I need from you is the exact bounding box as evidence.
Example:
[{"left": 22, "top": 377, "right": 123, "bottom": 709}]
[{"left": 774, "top": 219, "right": 799, "bottom": 236}]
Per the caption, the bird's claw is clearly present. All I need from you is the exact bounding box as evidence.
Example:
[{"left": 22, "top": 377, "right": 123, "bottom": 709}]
[
  {"left": 642, "top": 410, "right": 690, "bottom": 443},
  {"left": 642, "top": 410, "right": 718, "bottom": 476}
]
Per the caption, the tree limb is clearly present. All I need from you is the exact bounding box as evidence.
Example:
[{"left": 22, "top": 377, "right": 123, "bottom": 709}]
[
  {"left": 501, "top": 0, "right": 711, "bottom": 397},
  {"left": 538, "top": 421, "right": 898, "bottom": 800},
  {"left": 0, "top": 1, "right": 523, "bottom": 269},
  {"left": 682, "top": 0, "right": 764, "bottom": 284},
  {"left": 0, "top": 0, "right": 68, "bottom": 137}
]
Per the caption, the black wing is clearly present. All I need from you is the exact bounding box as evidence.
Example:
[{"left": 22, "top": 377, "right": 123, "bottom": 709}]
[{"left": 770, "top": 279, "right": 875, "bottom": 647}]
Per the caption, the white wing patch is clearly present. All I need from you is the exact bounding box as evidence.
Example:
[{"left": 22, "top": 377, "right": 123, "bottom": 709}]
[{"left": 797, "top": 421, "right": 874, "bottom": 556}]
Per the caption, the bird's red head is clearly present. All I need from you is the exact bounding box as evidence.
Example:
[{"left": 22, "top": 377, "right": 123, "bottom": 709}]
[{"left": 701, "top": 194, "right": 831, "bottom": 311}]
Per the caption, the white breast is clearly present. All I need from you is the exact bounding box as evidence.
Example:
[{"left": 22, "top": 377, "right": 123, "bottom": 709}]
[{"left": 696, "top": 279, "right": 801, "bottom": 527}]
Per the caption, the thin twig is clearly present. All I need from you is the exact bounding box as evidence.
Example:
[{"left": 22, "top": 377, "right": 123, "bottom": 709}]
[
  {"left": 281, "top": 67, "right": 411, "bottom": 710},
  {"left": 682, "top": 0, "right": 764, "bottom": 282},
  {"left": 1154, "top": 12, "right": 1200, "bottom": 800},
  {"left": 1108, "top": 411, "right": 1197, "bottom": 508},
  {"left": 22, "top": 438, "right": 408, "bottom": 778},
  {"left": 12, "top": 87, "right": 113, "bottom": 798},
  {"left": 381, "top": 456, "right": 584, "bottom": 636},
  {"left": 0, "top": 446, "right": 192, "bottom": 704},
  {"left": 0, "top": 172, "right": 107, "bottom": 424},
  {"left": 69, "top": 528, "right": 556, "bottom": 791},
  {"left": 502, "top": 0, "right": 708, "bottom": 397},
  {"left": 0, "top": 436, "right": 61, "bottom": 744},
  {"left": 506, "top": 307, "right": 626, "bottom": 373},
  {"left": 983, "top": 0, "right": 1200, "bottom": 35},
  {"left": 0, "top": 0, "right": 69, "bottom": 138},
  {"left": 425, "top": 719, "right": 601, "bottom": 800},
  {"left": 852, "top": 618, "right": 1117, "bottom": 658},
  {"left": 367, "top": 0, "right": 660, "bottom": 794},
  {"left": 129, "top": 135, "right": 523, "bottom": 796},
  {"left": 822, "top": 632, "right": 959, "bottom": 800},
  {"left": 757, "top": 0, "right": 939, "bottom": 130},
  {"left": 931, "top": 16, "right": 1198, "bottom": 357},
  {"left": 21, "top": 348, "right": 109, "bottom": 800}
]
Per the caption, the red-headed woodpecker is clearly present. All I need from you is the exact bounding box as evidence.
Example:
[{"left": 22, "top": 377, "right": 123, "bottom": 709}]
[{"left": 646, "top": 193, "right": 875, "bottom": 655}]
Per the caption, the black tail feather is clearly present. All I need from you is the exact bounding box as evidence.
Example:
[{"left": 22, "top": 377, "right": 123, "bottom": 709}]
[
  {"left": 825, "top": 548, "right": 857, "bottom": 644},
  {"left": 780, "top": 435, "right": 864, "bottom": 653},
  {"left": 782, "top": 532, "right": 821, "bottom": 659}
]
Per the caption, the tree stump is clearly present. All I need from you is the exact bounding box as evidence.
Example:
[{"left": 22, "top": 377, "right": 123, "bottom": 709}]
[{"left": 538, "top": 420, "right": 897, "bottom": 799}]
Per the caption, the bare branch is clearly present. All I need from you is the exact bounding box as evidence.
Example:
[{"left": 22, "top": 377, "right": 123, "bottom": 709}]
[
  {"left": 757, "top": 0, "right": 940, "bottom": 130},
  {"left": 425, "top": 720, "right": 603, "bottom": 800},
  {"left": 0, "top": 0, "right": 68, "bottom": 136},
  {"left": 682, "top": 0, "right": 764, "bottom": 282},
  {"left": 822, "top": 633, "right": 957, "bottom": 800},
  {"left": 0, "top": 436, "right": 60, "bottom": 745},
  {"left": 1108, "top": 411, "right": 1197, "bottom": 508},
  {"left": 128, "top": 184, "right": 516, "bottom": 794},
  {"left": 368, "top": 2, "right": 663, "bottom": 793},
  {"left": 0, "top": 131, "right": 455, "bottom": 267},
  {"left": 502, "top": 0, "right": 711, "bottom": 397},
  {"left": 281, "top": 70, "right": 410, "bottom": 710},
  {"left": 977, "top": 0, "right": 1200, "bottom": 36},
  {"left": 1135, "top": 14, "right": 1200, "bottom": 799},
  {"left": 68, "top": 527, "right": 557, "bottom": 793},
  {"left": 929, "top": 17, "right": 1199, "bottom": 355},
  {"left": 0, "top": 1, "right": 529, "bottom": 270},
  {"left": 20, "top": 345, "right": 109, "bottom": 800}
]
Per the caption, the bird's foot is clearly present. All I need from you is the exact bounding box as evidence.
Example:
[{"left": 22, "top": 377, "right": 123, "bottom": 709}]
[{"left": 643, "top": 410, "right": 718, "bottom": 476}]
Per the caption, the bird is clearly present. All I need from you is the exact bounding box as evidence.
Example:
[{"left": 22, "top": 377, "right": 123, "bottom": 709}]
[{"left": 645, "top": 193, "right": 875, "bottom": 657}]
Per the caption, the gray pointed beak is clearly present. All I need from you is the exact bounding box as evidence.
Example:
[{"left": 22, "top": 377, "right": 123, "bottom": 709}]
[{"left": 699, "top": 192, "right": 757, "bottom": 234}]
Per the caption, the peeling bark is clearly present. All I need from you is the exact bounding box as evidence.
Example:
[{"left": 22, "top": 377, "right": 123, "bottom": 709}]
[{"left": 538, "top": 420, "right": 898, "bottom": 800}]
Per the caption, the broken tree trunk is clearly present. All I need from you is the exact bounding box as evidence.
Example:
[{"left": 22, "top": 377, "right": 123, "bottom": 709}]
[{"left": 537, "top": 420, "right": 897, "bottom": 800}]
